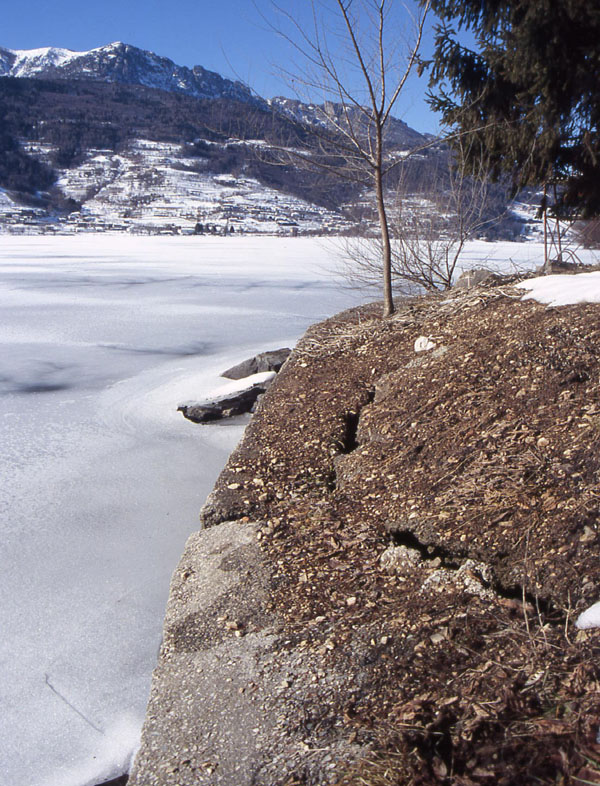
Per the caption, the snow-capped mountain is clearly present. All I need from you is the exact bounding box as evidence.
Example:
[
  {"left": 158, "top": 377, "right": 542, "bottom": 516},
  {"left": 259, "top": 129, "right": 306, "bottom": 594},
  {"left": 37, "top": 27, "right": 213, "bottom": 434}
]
[
  {"left": 0, "top": 42, "right": 533, "bottom": 238},
  {"left": 0, "top": 42, "right": 427, "bottom": 148},
  {"left": 0, "top": 42, "right": 262, "bottom": 105}
]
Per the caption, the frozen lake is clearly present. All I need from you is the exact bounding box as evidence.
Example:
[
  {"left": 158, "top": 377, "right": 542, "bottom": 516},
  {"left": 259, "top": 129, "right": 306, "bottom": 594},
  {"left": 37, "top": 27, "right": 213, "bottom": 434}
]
[
  {"left": 0, "top": 235, "right": 372, "bottom": 786},
  {"left": 0, "top": 234, "right": 586, "bottom": 786}
]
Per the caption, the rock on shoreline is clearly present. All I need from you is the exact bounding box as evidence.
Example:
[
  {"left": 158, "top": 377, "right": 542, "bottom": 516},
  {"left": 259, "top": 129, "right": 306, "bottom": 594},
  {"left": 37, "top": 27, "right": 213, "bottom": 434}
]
[
  {"left": 177, "top": 349, "right": 291, "bottom": 424},
  {"left": 177, "top": 372, "right": 275, "bottom": 423},
  {"left": 221, "top": 348, "right": 290, "bottom": 380}
]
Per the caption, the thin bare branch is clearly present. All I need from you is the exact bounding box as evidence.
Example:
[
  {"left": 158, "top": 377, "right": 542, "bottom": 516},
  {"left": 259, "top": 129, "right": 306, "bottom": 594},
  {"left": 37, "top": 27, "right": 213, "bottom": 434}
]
[
  {"left": 378, "top": 1, "right": 386, "bottom": 115},
  {"left": 381, "top": 0, "right": 431, "bottom": 126},
  {"left": 336, "top": 0, "right": 380, "bottom": 115}
]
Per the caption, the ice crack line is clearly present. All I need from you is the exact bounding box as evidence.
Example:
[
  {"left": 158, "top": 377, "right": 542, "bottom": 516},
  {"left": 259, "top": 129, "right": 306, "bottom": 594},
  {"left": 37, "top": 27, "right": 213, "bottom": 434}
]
[{"left": 44, "top": 673, "right": 104, "bottom": 734}]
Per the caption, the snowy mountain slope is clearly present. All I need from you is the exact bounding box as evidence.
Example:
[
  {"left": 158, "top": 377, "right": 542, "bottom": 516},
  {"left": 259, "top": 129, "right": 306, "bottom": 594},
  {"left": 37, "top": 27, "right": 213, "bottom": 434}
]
[
  {"left": 0, "top": 136, "right": 352, "bottom": 235},
  {"left": 0, "top": 44, "right": 536, "bottom": 237},
  {"left": 0, "top": 75, "right": 363, "bottom": 234},
  {"left": 0, "top": 42, "right": 262, "bottom": 106},
  {"left": 270, "top": 96, "right": 430, "bottom": 150},
  {"left": 0, "top": 46, "right": 86, "bottom": 76},
  {"left": 0, "top": 125, "right": 536, "bottom": 238},
  {"left": 51, "top": 139, "right": 353, "bottom": 234}
]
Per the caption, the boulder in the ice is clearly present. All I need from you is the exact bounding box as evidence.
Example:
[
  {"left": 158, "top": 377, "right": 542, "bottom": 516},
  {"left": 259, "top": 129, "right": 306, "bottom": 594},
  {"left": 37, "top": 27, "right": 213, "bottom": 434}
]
[
  {"left": 221, "top": 348, "right": 291, "bottom": 380},
  {"left": 178, "top": 372, "right": 275, "bottom": 424}
]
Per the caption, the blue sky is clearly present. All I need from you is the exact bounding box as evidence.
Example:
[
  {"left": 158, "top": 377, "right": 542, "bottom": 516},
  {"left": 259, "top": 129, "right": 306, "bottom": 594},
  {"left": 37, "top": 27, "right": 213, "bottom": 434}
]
[{"left": 2, "top": 0, "right": 446, "bottom": 133}]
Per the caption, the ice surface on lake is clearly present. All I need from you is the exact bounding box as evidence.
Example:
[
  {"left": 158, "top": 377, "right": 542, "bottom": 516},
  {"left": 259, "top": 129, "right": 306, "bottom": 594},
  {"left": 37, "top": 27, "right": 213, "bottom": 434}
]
[
  {"left": 0, "top": 235, "right": 369, "bottom": 786},
  {"left": 0, "top": 235, "right": 582, "bottom": 786}
]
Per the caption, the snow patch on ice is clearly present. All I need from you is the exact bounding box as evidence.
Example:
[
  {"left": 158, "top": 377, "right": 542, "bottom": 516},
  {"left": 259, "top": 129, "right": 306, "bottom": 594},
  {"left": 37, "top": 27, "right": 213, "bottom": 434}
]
[
  {"left": 197, "top": 370, "right": 275, "bottom": 400},
  {"left": 178, "top": 370, "right": 275, "bottom": 408}
]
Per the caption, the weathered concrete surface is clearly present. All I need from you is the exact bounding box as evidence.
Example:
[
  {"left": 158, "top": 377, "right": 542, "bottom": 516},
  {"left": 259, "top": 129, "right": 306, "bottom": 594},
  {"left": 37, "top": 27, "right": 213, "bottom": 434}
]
[
  {"left": 128, "top": 521, "right": 274, "bottom": 785},
  {"left": 129, "top": 520, "right": 361, "bottom": 786}
]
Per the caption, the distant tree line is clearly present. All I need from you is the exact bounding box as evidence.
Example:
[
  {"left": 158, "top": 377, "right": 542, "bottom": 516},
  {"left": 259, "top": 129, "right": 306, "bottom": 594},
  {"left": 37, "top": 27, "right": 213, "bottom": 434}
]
[{"left": 0, "top": 129, "right": 55, "bottom": 193}]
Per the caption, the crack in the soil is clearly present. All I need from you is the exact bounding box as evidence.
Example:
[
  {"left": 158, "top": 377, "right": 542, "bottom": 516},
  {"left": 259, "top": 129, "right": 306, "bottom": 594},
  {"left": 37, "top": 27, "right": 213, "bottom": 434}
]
[
  {"left": 337, "top": 389, "right": 375, "bottom": 455},
  {"left": 390, "top": 530, "right": 563, "bottom": 625},
  {"left": 329, "top": 390, "right": 376, "bottom": 492},
  {"left": 340, "top": 411, "right": 361, "bottom": 454},
  {"left": 331, "top": 387, "right": 566, "bottom": 628},
  {"left": 391, "top": 529, "right": 462, "bottom": 570}
]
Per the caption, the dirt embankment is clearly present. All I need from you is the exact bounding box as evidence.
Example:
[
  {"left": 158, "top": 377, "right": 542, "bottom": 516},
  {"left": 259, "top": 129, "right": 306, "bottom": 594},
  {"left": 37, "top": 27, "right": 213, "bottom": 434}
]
[{"left": 133, "top": 279, "right": 600, "bottom": 786}]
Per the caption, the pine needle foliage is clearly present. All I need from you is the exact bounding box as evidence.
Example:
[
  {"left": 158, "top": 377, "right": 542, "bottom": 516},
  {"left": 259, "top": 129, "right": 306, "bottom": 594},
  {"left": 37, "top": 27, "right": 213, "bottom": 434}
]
[{"left": 422, "top": 0, "right": 600, "bottom": 217}]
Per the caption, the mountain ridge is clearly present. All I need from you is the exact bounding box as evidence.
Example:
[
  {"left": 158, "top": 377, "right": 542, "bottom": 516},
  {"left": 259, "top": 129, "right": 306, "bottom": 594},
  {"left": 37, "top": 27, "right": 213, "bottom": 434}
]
[
  {"left": 0, "top": 43, "right": 533, "bottom": 238},
  {"left": 0, "top": 41, "right": 430, "bottom": 149},
  {"left": 0, "top": 42, "right": 263, "bottom": 106},
  {"left": 270, "top": 95, "right": 431, "bottom": 149}
]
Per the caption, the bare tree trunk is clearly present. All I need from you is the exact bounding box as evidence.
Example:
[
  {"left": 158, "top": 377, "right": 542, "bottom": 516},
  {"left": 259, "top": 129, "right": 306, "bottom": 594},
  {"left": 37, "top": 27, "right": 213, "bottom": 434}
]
[
  {"left": 341, "top": 140, "right": 504, "bottom": 297},
  {"left": 375, "top": 162, "right": 395, "bottom": 316}
]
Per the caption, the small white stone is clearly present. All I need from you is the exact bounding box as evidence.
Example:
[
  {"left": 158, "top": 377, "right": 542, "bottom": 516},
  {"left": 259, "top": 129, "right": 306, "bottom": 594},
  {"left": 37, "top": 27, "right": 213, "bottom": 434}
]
[
  {"left": 576, "top": 600, "right": 600, "bottom": 629},
  {"left": 414, "top": 336, "right": 436, "bottom": 353}
]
